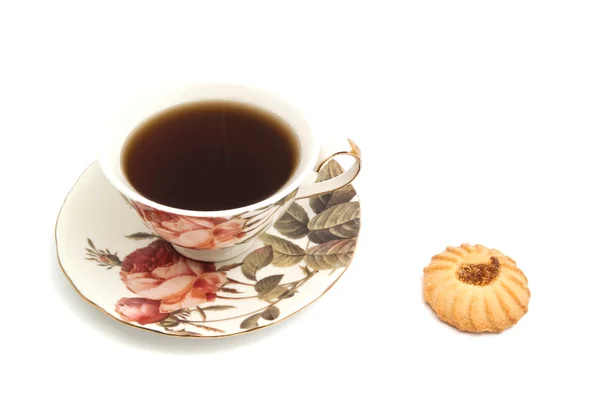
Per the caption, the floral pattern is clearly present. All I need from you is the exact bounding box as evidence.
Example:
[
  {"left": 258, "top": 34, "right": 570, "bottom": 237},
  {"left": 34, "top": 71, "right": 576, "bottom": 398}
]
[
  {"left": 120, "top": 239, "right": 228, "bottom": 313},
  {"left": 128, "top": 193, "right": 296, "bottom": 252},
  {"left": 82, "top": 160, "right": 360, "bottom": 337},
  {"left": 131, "top": 202, "right": 248, "bottom": 249},
  {"left": 115, "top": 298, "right": 169, "bottom": 325}
]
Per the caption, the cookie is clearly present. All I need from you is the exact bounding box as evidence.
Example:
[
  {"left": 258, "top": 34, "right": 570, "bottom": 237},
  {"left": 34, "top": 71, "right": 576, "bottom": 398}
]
[{"left": 423, "top": 244, "right": 530, "bottom": 333}]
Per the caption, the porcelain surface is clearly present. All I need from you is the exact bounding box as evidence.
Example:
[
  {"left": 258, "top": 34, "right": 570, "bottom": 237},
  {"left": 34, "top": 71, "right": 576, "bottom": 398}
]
[{"left": 56, "top": 161, "right": 361, "bottom": 337}]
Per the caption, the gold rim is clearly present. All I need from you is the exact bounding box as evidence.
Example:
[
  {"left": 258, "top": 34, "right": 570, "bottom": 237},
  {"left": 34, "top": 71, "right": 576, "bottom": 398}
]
[{"left": 55, "top": 162, "right": 361, "bottom": 339}]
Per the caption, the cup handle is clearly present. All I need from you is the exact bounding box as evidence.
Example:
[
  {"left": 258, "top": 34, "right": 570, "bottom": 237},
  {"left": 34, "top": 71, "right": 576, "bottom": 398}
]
[{"left": 295, "top": 138, "right": 362, "bottom": 199}]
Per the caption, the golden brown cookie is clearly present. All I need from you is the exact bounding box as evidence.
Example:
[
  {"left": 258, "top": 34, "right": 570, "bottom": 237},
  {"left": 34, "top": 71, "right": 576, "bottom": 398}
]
[{"left": 423, "top": 244, "right": 530, "bottom": 333}]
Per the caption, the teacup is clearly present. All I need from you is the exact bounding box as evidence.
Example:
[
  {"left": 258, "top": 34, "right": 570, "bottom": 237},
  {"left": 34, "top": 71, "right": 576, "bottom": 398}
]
[{"left": 98, "top": 84, "right": 361, "bottom": 262}]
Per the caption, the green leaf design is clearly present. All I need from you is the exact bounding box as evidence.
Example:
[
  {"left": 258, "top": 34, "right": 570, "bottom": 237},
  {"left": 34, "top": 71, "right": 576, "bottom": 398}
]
[
  {"left": 241, "top": 246, "right": 274, "bottom": 280},
  {"left": 305, "top": 239, "right": 356, "bottom": 270},
  {"left": 254, "top": 274, "right": 284, "bottom": 294},
  {"left": 325, "top": 185, "right": 356, "bottom": 208},
  {"left": 257, "top": 285, "right": 288, "bottom": 302},
  {"left": 217, "top": 262, "right": 243, "bottom": 272},
  {"left": 273, "top": 202, "right": 309, "bottom": 239},
  {"left": 309, "top": 160, "right": 357, "bottom": 214},
  {"left": 195, "top": 306, "right": 207, "bottom": 322},
  {"left": 308, "top": 202, "right": 360, "bottom": 231},
  {"left": 309, "top": 218, "right": 361, "bottom": 243},
  {"left": 259, "top": 233, "right": 306, "bottom": 267},
  {"left": 317, "top": 158, "right": 343, "bottom": 181},
  {"left": 308, "top": 229, "right": 342, "bottom": 244},
  {"left": 236, "top": 232, "right": 267, "bottom": 245},
  {"left": 201, "top": 305, "right": 236, "bottom": 311},
  {"left": 220, "top": 287, "right": 242, "bottom": 294},
  {"left": 173, "top": 309, "right": 190, "bottom": 317},
  {"left": 261, "top": 306, "right": 280, "bottom": 321},
  {"left": 329, "top": 218, "right": 360, "bottom": 238},
  {"left": 240, "top": 313, "right": 262, "bottom": 329},
  {"left": 125, "top": 232, "right": 158, "bottom": 240},
  {"left": 87, "top": 238, "right": 96, "bottom": 250},
  {"left": 159, "top": 316, "right": 180, "bottom": 328}
]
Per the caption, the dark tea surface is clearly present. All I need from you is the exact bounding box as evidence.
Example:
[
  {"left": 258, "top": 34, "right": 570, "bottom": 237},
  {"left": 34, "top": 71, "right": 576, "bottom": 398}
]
[{"left": 122, "top": 101, "right": 299, "bottom": 211}]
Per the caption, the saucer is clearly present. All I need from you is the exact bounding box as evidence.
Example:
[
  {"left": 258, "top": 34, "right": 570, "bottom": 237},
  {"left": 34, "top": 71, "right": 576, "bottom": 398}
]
[{"left": 55, "top": 161, "right": 361, "bottom": 337}]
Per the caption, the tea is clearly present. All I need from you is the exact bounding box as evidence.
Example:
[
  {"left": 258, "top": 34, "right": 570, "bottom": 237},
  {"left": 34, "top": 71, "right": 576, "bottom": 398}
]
[{"left": 122, "top": 101, "right": 299, "bottom": 211}]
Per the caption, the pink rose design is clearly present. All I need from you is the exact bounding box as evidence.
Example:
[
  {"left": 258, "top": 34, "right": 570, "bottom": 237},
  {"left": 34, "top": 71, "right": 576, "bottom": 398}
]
[
  {"left": 132, "top": 202, "right": 246, "bottom": 249},
  {"left": 119, "top": 239, "right": 228, "bottom": 314},
  {"left": 114, "top": 298, "right": 170, "bottom": 325},
  {"left": 121, "top": 239, "right": 174, "bottom": 273}
]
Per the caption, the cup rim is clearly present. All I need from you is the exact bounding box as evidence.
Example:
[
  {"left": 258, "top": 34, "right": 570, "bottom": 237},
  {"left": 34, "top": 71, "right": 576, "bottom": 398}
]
[{"left": 98, "top": 83, "right": 319, "bottom": 218}]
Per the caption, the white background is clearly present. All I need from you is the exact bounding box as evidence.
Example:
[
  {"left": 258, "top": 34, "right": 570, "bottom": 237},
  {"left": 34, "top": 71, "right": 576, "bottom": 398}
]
[{"left": 2, "top": 1, "right": 599, "bottom": 400}]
